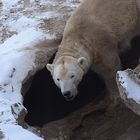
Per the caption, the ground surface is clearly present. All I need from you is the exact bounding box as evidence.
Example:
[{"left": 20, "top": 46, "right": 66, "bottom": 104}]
[
  {"left": 1, "top": 0, "right": 140, "bottom": 140},
  {"left": 24, "top": 37, "right": 140, "bottom": 140},
  {"left": 71, "top": 103, "right": 140, "bottom": 140}
]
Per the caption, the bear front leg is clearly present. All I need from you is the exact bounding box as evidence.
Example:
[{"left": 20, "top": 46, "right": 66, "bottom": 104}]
[
  {"left": 96, "top": 53, "right": 122, "bottom": 108},
  {"left": 103, "top": 71, "right": 120, "bottom": 107},
  {"left": 105, "top": 63, "right": 121, "bottom": 108}
]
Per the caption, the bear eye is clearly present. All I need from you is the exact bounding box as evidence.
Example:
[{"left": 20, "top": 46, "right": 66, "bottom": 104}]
[
  {"left": 57, "top": 78, "right": 60, "bottom": 81},
  {"left": 70, "top": 75, "right": 75, "bottom": 79}
]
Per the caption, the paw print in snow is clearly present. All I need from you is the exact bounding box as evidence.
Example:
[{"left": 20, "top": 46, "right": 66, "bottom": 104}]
[{"left": 9, "top": 68, "right": 16, "bottom": 78}]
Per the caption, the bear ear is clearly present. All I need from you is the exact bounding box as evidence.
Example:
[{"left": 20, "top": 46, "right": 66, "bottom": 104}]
[
  {"left": 46, "top": 64, "right": 54, "bottom": 72},
  {"left": 78, "top": 57, "right": 87, "bottom": 66}
]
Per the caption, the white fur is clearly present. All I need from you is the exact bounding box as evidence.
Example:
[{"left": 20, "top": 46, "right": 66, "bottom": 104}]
[{"left": 47, "top": 56, "right": 85, "bottom": 100}]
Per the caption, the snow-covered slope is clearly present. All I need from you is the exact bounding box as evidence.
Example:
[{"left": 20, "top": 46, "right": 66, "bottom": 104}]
[
  {"left": 0, "top": 0, "right": 79, "bottom": 44},
  {"left": 0, "top": 28, "right": 47, "bottom": 140},
  {"left": 0, "top": 0, "right": 80, "bottom": 139}
]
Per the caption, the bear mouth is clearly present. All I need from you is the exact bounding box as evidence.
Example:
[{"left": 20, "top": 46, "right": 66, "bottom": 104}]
[{"left": 65, "top": 96, "right": 74, "bottom": 101}]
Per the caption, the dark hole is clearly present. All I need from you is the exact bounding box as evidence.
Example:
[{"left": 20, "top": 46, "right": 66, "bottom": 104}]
[
  {"left": 23, "top": 36, "right": 140, "bottom": 127},
  {"left": 23, "top": 68, "right": 105, "bottom": 127}
]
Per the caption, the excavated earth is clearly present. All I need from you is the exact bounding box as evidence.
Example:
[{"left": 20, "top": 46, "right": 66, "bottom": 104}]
[
  {"left": 24, "top": 36, "right": 140, "bottom": 140},
  {"left": 1, "top": 0, "right": 140, "bottom": 139}
]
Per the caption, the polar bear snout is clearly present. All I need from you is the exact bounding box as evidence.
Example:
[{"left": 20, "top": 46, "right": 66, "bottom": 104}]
[
  {"left": 63, "top": 91, "right": 71, "bottom": 97},
  {"left": 60, "top": 81, "right": 78, "bottom": 101},
  {"left": 61, "top": 85, "right": 78, "bottom": 101},
  {"left": 63, "top": 91, "right": 74, "bottom": 101}
]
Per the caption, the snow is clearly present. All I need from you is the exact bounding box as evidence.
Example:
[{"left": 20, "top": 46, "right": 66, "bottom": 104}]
[
  {"left": 118, "top": 71, "right": 140, "bottom": 103},
  {"left": 0, "top": 98, "right": 16, "bottom": 124},
  {"left": 0, "top": 28, "right": 46, "bottom": 49},
  {"left": 0, "top": 0, "right": 80, "bottom": 44},
  {"left": 0, "top": 28, "right": 46, "bottom": 100},
  {"left": 0, "top": 27, "right": 47, "bottom": 106},
  {"left": 0, "top": 124, "right": 43, "bottom": 140},
  {"left": 6, "top": 16, "right": 40, "bottom": 32},
  {"left": 1, "top": 0, "right": 139, "bottom": 139},
  {"left": 36, "top": 11, "right": 59, "bottom": 19},
  {"left": 0, "top": 28, "right": 47, "bottom": 139},
  {"left": 1, "top": 0, "right": 21, "bottom": 10},
  {"left": 0, "top": 0, "right": 80, "bottom": 139},
  {"left": 63, "top": 0, "right": 80, "bottom": 7},
  {"left": 5, "top": 11, "right": 59, "bottom": 33}
]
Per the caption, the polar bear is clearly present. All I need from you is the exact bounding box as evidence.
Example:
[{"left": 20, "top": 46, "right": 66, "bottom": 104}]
[{"left": 47, "top": 0, "right": 140, "bottom": 101}]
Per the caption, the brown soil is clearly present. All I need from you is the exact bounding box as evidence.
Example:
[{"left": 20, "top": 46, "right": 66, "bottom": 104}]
[
  {"left": 71, "top": 102, "right": 140, "bottom": 140},
  {"left": 70, "top": 36, "right": 140, "bottom": 140},
  {"left": 25, "top": 36, "right": 140, "bottom": 140}
]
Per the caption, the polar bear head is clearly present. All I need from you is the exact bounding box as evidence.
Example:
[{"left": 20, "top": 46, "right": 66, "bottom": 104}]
[{"left": 46, "top": 56, "right": 87, "bottom": 101}]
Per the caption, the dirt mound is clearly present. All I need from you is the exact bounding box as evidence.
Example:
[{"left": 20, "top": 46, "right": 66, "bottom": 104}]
[{"left": 72, "top": 103, "right": 140, "bottom": 140}]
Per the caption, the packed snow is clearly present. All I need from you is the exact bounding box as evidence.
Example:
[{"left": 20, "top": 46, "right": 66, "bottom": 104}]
[
  {"left": 0, "top": 28, "right": 47, "bottom": 102},
  {"left": 0, "top": 0, "right": 80, "bottom": 139},
  {"left": 1, "top": 0, "right": 21, "bottom": 11},
  {"left": 0, "top": 124, "right": 43, "bottom": 140},
  {"left": 0, "top": 28, "right": 47, "bottom": 140},
  {"left": 0, "top": 0, "right": 80, "bottom": 44},
  {"left": 118, "top": 71, "right": 140, "bottom": 103},
  {"left": 0, "top": 0, "right": 139, "bottom": 139},
  {"left": 6, "top": 16, "right": 40, "bottom": 32}
]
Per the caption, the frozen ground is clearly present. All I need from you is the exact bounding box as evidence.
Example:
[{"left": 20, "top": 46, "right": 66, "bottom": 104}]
[
  {"left": 0, "top": 0, "right": 79, "bottom": 44},
  {"left": 0, "top": 0, "right": 139, "bottom": 139},
  {"left": 0, "top": 0, "right": 80, "bottom": 139}
]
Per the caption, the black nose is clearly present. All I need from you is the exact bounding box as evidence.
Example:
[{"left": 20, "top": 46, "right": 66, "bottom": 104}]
[{"left": 63, "top": 91, "right": 71, "bottom": 97}]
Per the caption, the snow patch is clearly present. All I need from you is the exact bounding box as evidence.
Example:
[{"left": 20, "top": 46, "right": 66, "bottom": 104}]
[
  {"left": 6, "top": 16, "right": 40, "bottom": 32},
  {"left": 0, "top": 28, "right": 47, "bottom": 122},
  {"left": 0, "top": 0, "right": 80, "bottom": 139},
  {"left": 36, "top": 11, "right": 59, "bottom": 19},
  {"left": 0, "top": 124, "right": 43, "bottom": 140},
  {"left": 1, "top": 0, "right": 22, "bottom": 10},
  {"left": 34, "top": 0, "right": 58, "bottom": 7},
  {"left": 0, "top": 28, "right": 46, "bottom": 49},
  {"left": 64, "top": 0, "right": 80, "bottom": 7},
  {"left": 0, "top": 28, "right": 47, "bottom": 102},
  {"left": 118, "top": 71, "right": 140, "bottom": 103}
]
